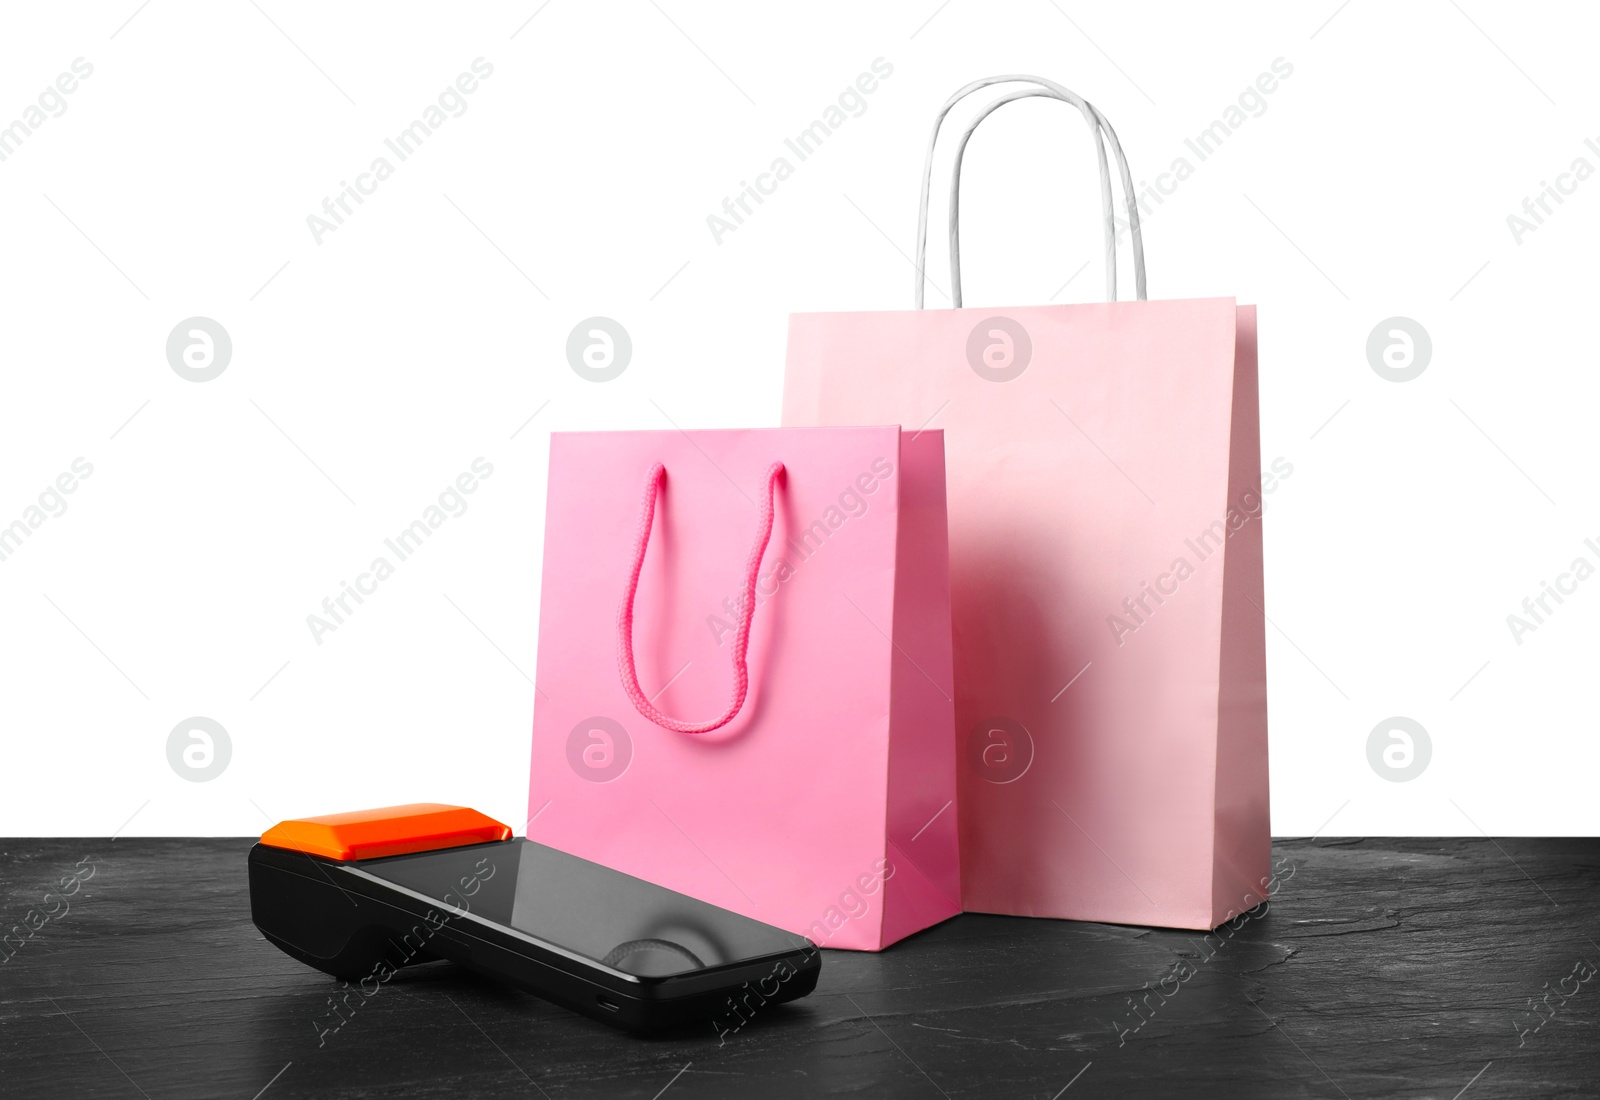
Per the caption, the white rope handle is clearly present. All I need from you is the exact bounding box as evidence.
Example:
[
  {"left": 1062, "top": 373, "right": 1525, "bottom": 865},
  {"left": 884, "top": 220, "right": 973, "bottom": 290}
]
[
  {"left": 919, "top": 81, "right": 1113, "bottom": 306},
  {"left": 948, "top": 88, "right": 1146, "bottom": 308},
  {"left": 914, "top": 75, "right": 1147, "bottom": 308}
]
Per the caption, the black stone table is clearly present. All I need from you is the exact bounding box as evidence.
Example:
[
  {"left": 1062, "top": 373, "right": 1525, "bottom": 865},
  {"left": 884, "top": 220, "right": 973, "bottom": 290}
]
[{"left": 1, "top": 838, "right": 1596, "bottom": 1098}]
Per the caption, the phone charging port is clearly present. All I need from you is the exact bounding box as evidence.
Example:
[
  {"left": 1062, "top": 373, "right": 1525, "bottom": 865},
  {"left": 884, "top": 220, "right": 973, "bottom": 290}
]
[{"left": 595, "top": 995, "right": 621, "bottom": 1012}]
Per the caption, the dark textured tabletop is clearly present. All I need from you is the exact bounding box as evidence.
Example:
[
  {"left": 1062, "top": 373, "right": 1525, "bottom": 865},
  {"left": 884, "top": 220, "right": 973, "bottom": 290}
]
[{"left": 1, "top": 838, "right": 1596, "bottom": 1099}]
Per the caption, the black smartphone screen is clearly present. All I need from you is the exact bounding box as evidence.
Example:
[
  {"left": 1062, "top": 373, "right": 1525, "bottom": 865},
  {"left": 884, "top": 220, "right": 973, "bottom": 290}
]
[{"left": 357, "top": 839, "right": 805, "bottom": 978}]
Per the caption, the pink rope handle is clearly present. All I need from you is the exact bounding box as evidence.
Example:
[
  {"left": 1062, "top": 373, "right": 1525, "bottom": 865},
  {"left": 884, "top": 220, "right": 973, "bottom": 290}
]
[{"left": 617, "top": 461, "right": 785, "bottom": 734}]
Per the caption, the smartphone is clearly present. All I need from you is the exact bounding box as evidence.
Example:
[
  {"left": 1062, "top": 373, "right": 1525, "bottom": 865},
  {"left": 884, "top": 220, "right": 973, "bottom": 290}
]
[{"left": 249, "top": 834, "right": 821, "bottom": 1032}]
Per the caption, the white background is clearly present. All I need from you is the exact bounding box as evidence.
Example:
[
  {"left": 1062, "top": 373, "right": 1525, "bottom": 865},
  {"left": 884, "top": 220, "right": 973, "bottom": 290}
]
[{"left": 1, "top": 2, "right": 1595, "bottom": 837}]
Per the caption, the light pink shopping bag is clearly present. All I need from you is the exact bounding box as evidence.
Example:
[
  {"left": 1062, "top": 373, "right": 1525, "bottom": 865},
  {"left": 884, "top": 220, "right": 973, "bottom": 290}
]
[
  {"left": 527, "top": 427, "right": 960, "bottom": 950},
  {"left": 783, "top": 77, "right": 1270, "bottom": 931}
]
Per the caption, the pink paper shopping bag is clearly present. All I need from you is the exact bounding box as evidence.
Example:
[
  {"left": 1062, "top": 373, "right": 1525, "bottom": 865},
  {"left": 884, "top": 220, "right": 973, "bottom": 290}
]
[
  {"left": 783, "top": 77, "right": 1271, "bottom": 931},
  {"left": 527, "top": 427, "right": 960, "bottom": 950}
]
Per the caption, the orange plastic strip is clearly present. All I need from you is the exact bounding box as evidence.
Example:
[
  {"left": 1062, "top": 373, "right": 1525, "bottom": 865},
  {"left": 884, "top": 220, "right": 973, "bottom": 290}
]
[{"left": 259, "top": 803, "right": 512, "bottom": 862}]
